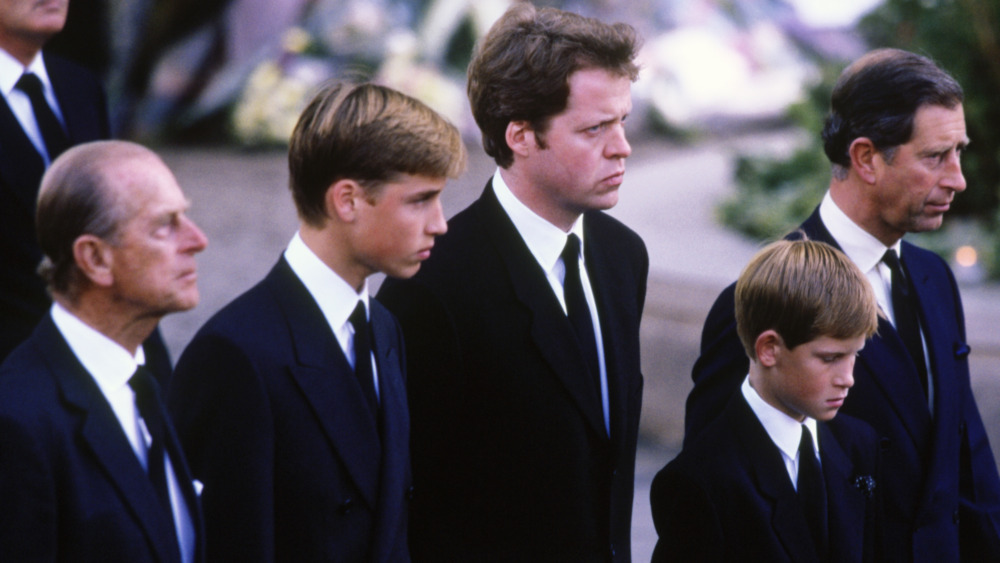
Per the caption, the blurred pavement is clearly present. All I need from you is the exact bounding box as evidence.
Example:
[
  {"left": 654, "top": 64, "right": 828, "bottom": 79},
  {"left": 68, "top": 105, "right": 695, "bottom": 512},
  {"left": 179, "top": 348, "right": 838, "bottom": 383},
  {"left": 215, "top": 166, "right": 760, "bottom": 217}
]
[{"left": 159, "top": 131, "right": 1000, "bottom": 562}]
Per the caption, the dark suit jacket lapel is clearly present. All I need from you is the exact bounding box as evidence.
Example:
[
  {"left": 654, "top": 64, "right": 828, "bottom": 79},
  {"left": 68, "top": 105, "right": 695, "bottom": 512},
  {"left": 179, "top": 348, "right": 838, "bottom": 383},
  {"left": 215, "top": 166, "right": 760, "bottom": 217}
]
[
  {"left": 800, "top": 208, "right": 931, "bottom": 446},
  {"left": 39, "top": 317, "right": 181, "bottom": 563},
  {"left": 902, "top": 242, "right": 967, "bottom": 518},
  {"left": 819, "top": 423, "right": 867, "bottom": 561},
  {"left": 475, "top": 183, "right": 606, "bottom": 437},
  {"left": 369, "top": 300, "right": 409, "bottom": 561},
  {"left": 0, "top": 96, "right": 44, "bottom": 211},
  {"left": 268, "top": 258, "right": 381, "bottom": 510},
  {"left": 730, "top": 396, "right": 819, "bottom": 563}
]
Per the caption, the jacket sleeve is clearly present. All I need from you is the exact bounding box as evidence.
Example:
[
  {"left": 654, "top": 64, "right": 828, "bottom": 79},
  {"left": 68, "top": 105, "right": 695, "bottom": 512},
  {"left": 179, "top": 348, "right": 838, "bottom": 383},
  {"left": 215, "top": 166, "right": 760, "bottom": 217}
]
[
  {"left": 168, "top": 333, "right": 276, "bottom": 563},
  {"left": 684, "top": 282, "right": 750, "bottom": 446},
  {"left": 650, "top": 461, "right": 724, "bottom": 563}
]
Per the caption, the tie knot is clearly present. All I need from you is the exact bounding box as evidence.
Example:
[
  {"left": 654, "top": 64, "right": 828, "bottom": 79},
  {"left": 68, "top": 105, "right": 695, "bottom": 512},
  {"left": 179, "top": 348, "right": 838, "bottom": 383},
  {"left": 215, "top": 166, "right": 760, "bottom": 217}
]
[
  {"left": 799, "top": 425, "right": 816, "bottom": 456},
  {"left": 349, "top": 301, "right": 368, "bottom": 331},
  {"left": 15, "top": 73, "right": 44, "bottom": 96},
  {"left": 562, "top": 234, "right": 582, "bottom": 264},
  {"left": 128, "top": 365, "right": 159, "bottom": 399},
  {"left": 129, "top": 365, "right": 166, "bottom": 443},
  {"left": 882, "top": 248, "right": 902, "bottom": 272}
]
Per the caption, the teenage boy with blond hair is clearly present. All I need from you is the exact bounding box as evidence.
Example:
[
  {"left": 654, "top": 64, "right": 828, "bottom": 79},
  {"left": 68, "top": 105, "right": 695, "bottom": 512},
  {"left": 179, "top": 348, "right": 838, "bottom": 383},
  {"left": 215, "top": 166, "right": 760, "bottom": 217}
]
[
  {"left": 167, "top": 81, "right": 466, "bottom": 563},
  {"left": 651, "top": 239, "right": 882, "bottom": 562}
]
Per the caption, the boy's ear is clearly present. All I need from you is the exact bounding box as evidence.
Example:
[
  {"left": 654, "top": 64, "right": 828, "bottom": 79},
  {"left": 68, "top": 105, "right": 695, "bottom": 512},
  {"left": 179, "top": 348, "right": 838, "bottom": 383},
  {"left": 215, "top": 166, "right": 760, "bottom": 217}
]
[
  {"left": 326, "top": 178, "right": 365, "bottom": 222},
  {"left": 73, "top": 234, "right": 114, "bottom": 288},
  {"left": 849, "top": 137, "right": 878, "bottom": 184},
  {"left": 505, "top": 120, "right": 535, "bottom": 158},
  {"left": 755, "top": 329, "right": 783, "bottom": 368}
]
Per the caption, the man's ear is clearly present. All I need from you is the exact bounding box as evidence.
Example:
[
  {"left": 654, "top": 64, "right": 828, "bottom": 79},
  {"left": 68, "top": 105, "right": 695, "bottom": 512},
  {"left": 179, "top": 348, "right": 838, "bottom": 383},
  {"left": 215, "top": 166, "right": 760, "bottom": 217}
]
[
  {"left": 849, "top": 137, "right": 879, "bottom": 184},
  {"left": 505, "top": 120, "right": 535, "bottom": 158},
  {"left": 755, "top": 329, "right": 783, "bottom": 368},
  {"left": 326, "top": 178, "right": 365, "bottom": 222},
  {"left": 73, "top": 234, "right": 114, "bottom": 288}
]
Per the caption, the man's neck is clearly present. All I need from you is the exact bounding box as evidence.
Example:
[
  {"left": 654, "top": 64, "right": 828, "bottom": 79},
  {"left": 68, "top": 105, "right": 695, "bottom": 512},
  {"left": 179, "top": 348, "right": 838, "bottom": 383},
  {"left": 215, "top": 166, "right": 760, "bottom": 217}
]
[
  {"left": 498, "top": 167, "right": 580, "bottom": 233},
  {"left": 55, "top": 295, "right": 157, "bottom": 356},
  {"left": 0, "top": 37, "right": 44, "bottom": 68},
  {"left": 828, "top": 180, "right": 903, "bottom": 247},
  {"left": 299, "top": 223, "right": 368, "bottom": 293}
]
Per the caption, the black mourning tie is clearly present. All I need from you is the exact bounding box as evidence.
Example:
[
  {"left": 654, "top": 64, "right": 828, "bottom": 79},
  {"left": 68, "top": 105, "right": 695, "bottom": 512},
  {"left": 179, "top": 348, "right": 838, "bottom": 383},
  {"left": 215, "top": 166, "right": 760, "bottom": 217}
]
[
  {"left": 561, "top": 235, "right": 600, "bottom": 393},
  {"left": 883, "top": 249, "right": 928, "bottom": 397},
  {"left": 798, "top": 425, "right": 828, "bottom": 558},
  {"left": 14, "top": 73, "right": 70, "bottom": 160},
  {"left": 129, "top": 366, "right": 173, "bottom": 517},
  {"left": 349, "top": 302, "right": 379, "bottom": 415}
]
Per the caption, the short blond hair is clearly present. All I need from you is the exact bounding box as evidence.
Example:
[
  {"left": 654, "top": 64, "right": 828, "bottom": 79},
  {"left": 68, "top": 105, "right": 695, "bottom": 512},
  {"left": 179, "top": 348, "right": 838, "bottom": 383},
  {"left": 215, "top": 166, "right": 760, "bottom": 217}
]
[
  {"left": 735, "top": 238, "right": 879, "bottom": 359},
  {"left": 288, "top": 81, "right": 466, "bottom": 226}
]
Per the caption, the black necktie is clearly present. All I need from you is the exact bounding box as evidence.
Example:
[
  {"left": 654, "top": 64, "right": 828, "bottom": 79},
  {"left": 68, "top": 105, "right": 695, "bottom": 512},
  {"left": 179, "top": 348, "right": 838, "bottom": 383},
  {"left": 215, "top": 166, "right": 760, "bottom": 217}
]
[
  {"left": 349, "top": 302, "right": 379, "bottom": 415},
  {"left": 129, "top": 366, "right": 173, "bottom": 518},
  {"left": 15, "top": 73, "right": 70, "bottom": 160},
  {"left": 798, "top": 425, "right": 828, "bottom": 558},
  {"left": 883, "top": 249, "right": 929, "bottom": 397},
  {"left": 562, "top": 235, "right": 600, "bottom": 394}
]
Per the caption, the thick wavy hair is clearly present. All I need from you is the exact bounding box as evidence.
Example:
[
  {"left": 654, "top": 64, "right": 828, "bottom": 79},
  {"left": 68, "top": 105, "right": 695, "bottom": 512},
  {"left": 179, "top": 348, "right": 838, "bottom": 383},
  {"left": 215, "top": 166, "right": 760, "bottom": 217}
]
[{"left": 467, "top": 3, "right": 640, "bottom": 168}]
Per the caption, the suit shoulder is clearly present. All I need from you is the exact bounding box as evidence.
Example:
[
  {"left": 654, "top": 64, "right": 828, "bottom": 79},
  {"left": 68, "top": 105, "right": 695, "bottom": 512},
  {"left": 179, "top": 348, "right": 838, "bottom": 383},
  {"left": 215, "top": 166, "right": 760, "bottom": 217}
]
[
  {"left": 0, "top": 344, "right": 61, "bottom": 418},
  {"left": 586, "top": 210, "right": 644, "bottom": 242},
  {"left": 43, "top": 53, "right": 103, "bottom": 90}
]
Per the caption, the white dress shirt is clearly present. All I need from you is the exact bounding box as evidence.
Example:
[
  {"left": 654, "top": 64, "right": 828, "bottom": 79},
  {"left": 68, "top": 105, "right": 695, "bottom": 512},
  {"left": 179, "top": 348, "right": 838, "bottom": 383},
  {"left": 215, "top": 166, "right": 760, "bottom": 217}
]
[
  {"left": 0, "top": 48, "right": 66, "bottom": 165},
  {"left": 819, "top": 192, "right": 934, "bottom": 410},
  {"left": 493, "top": 169, "right": 610, "bottom": 435},
  {"left": 742, "top": 376, "right": 820, "bottom": 490},
  {"left": 50, "top": 303, "right": 196, "bottom": 563},
  {"left": 284, "top": 232, "right": 379, "bottom": 402}
]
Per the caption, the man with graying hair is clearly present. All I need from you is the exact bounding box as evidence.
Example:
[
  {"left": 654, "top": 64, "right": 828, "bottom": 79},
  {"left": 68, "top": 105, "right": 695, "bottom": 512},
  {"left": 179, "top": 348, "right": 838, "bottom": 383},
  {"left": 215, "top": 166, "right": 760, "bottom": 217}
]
[
  {"left": 0, "top": 140, "right": 208, "bottom": 563},
  {"left": 686, "top": 48, "right": 1000, "bottom": 561}
]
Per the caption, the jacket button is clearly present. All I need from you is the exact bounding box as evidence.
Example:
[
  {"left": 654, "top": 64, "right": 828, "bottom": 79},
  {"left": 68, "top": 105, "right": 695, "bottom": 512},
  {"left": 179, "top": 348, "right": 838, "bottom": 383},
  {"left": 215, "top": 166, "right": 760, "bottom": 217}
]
[
  {"left": 339, "top": 498, "right": 354, "bottom": 514},
  {"left": 953, "top": 510, "right": 960, "bottom": 524},
  {"left": 959, "top": 422, "right": 967, "bottom": 435},
  {"left": 879, "top": 437, "right": 891, "bottom": 452},
  {"left": 406, "top": 486, "right": 415, "bottom": 501}
]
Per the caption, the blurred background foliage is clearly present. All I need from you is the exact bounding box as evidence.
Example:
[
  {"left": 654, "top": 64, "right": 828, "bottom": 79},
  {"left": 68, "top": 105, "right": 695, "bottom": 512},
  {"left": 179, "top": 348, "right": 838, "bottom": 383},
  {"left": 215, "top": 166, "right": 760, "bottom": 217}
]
[{"left": 721, "top": 0, "right": 1000, "bottom": 278}]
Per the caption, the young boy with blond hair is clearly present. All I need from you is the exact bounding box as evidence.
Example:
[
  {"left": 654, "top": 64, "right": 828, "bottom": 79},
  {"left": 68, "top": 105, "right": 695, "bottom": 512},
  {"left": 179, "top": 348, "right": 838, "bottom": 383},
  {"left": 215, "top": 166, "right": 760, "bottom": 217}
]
[{"left": 651, "top": 239, "right": 882, "bottom": 562}]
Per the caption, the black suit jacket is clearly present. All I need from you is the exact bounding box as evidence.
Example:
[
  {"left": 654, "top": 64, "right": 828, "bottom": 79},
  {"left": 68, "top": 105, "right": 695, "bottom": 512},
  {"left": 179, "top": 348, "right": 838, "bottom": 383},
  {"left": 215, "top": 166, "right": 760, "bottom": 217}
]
[
  {"left": 0, "top": 315, "right": 204, "bottom": 563},
  {"left": 377, "top": 183, "right": 648, "bottom": 562},
  {"left": 686, "top": 207, "right": 1000, "bottom": 561},
  {"left": 168, "top": 257, "right": 412, "bottom": 562},
  {"left": 0, "top": 53, "right": 110, "bottom": 362},
  {"left": 652, "top": 393, "right": 879, "bottom": 563}
]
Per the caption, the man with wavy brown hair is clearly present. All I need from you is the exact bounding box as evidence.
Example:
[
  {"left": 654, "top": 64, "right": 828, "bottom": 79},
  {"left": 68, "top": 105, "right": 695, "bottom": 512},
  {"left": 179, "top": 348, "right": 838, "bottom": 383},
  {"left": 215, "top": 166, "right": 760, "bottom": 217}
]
[{"left": 379, "top": 4, "right": 645, "bottom": 561}]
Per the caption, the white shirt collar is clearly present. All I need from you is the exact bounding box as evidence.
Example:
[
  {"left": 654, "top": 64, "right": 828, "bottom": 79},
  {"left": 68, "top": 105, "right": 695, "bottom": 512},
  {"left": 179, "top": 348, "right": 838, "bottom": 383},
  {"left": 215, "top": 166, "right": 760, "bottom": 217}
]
[
  {"left": 819, "top": 191, "right": 901, "bottom": 271},
  {"left": 742, "top": 376, "right": 819, "bottom": 459},
  {"left": 50, "top": 302, "right": 145, "bottom": 397},
  {"left": 284, "top": 231, "right": 369, "bottom": 331},
  {"left": 492, "top": 168, "right": 585, "bottom": 273},
  {"left": 0, "top": 49, "right": 52, "bottom": 97}
]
